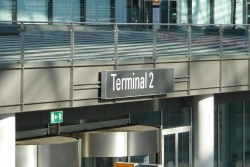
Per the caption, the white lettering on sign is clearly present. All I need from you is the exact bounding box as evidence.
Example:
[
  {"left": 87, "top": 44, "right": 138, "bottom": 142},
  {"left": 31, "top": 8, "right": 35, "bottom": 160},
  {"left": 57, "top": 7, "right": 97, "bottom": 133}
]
[{"left": 111, "top": 72, "right": 154, "bottom": 91}]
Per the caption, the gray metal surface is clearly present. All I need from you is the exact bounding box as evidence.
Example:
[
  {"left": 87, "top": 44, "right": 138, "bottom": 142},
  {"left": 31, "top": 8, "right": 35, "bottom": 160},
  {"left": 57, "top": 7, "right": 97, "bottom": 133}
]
[
  {"left": 16, "top": 136, "right": 80, "bottom": 167},
  {"left": 80, "top": 132, "right": 128, "bottom": 157},
  {"left": 16, "top": 145, "right": 37, "bottom": 167},
  {"left": 73, "top": 125, "right": 159, "bottom": 157},
  {"left": 129, "top": 129, "right": 159, "bottom": 156},
  {"left": 38, "top": 142, "right": 79, "bottom": 167}
]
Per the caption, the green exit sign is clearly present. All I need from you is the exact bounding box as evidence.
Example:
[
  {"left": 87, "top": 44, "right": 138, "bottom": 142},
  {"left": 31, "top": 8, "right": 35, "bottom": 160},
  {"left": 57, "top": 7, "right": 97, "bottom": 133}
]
[{"left": 50, "top": 111, "right": 63, "bottom": 124}]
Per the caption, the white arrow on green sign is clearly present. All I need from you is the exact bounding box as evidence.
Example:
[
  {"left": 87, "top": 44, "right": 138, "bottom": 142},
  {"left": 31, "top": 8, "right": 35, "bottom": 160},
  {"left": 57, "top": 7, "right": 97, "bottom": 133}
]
[{"left": 50, "top": 111, "right": 63, "bottom": 124}]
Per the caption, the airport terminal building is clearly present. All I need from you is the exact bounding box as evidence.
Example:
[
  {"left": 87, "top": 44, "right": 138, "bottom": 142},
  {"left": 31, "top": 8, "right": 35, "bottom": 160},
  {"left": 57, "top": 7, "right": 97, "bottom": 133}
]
[{"left": 1, "top": 0, "right": 250, "bottom": 167}]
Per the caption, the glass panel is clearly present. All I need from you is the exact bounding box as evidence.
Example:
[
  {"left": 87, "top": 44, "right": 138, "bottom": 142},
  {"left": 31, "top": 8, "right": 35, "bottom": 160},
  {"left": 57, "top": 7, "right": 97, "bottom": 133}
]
[
  {"left": 170, "top": 1, "right": 176, "bottom": 23},
  {"left": 82, "top": 157, "right": 127, "bottom": 167},
  {"left": 160, "top": 0, "right": 168, "bottom": 23},
  {"left": 24, "top": 25, "right": 70, "bottom": 62},
  {"left": 192, "top": 0, "right": 210, "bottom": 24},
  {"left": 214, "top": 0, "right": 231, "bottom": 24},
  {"left": 0, "top": 0, "right": 12, "bottom": 21},
  {"left": 131, "top": 155, "right": 151, "bottom": 164},
  {"left": 248, "top": 5, "right": 250, "bottom": 24},
  {"left": 118, "top": 25, "right": 153, "bottom": 60},
  {"left": 74, "top": 25, "right": 114, "bottom": 61},
  {"left": 86, "top": 0, "right": 110, "bottom": 22},
  {"left": 156, "top": 25, "right": 188, "bottom": 58},
  {"left": 130, "top": 111, "right": 160, "bottom": 127},
  {"left": 17, "top": 0, "right": 48, "bottom": 22},
  {"left": 160, "top": 0, "right": 176, "bottom": 23},
  {"left": 95, "top": 157, "right": 114, "bottom": 167},
  {"left": 115, "top": 0, "right": 127, "bottom": 23},
  {"left": 82, "top": 156, "right": 156, "bottom": 167},
  {"left": 132, "top": 0, "right": 139, "bottom": 23},
  {"left": 164, "top": 134, "right": 175, "bottom": 167},
  {"left": 219, "top": 102, "right": 243, "bottom": 167},
  {"left": 222, "top": 26, "right": 248, "bottom": 57},
  {"left": 163, "top": 107, "right": 191, "bottom": 129},
  {"left": 214, "top": 105, "right": 218, "bottom": 167},
  {"left": 245, "top": 101, "right": 250, "bottom": 166},
  {"left": 143, "top": 0, "right": 153, "bottom": 23},
  {"left": 0, "top": 24, "right": 21, "bottom": 64},
  {"left": 191, "top": 25, "right": 220, "bottom": 57},
  {"left": 177, "top": 0, "right": 188, "bottom": 24},
  {"left": 178, "top": 132, "right": 189, "bottom": 167},
  {"left": 131, "top": 0, "right": 153, "bottom": 23},
  {"left": 187, "top": 0, "right": 192, "bottom": 23},
  {"left": 53, "top": 0, "right": 80, "bottom": 22}
]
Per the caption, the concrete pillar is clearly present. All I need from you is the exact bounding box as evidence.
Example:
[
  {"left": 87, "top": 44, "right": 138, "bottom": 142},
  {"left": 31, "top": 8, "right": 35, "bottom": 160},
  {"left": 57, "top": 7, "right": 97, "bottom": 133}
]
[
  {"left": 194, "top": 95, "right": 214, "bottom": 167},
  {"left": 0, "top": 114, "right": 15, "bottom": 167}
]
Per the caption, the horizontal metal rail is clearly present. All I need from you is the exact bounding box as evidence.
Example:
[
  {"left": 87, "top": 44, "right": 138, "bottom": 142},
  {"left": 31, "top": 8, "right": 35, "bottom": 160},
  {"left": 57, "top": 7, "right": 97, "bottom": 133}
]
[{"left": 0, "top": 21, "right": 249, "bottom": 64}]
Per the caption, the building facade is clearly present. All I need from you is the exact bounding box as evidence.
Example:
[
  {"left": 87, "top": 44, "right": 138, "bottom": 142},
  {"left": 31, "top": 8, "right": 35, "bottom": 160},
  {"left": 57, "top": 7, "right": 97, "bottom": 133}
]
[
  {"left": 0, "top": 0, "right": 249, "bottom": 24},
  {"left": 0, "top": 0, "right": 250, "bottom": 167}
]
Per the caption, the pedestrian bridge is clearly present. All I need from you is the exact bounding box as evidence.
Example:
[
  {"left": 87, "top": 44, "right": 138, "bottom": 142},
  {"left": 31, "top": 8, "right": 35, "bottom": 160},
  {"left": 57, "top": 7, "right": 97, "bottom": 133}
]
[{"left": 0, "top": 21, "right": 249, "bottom": 114}]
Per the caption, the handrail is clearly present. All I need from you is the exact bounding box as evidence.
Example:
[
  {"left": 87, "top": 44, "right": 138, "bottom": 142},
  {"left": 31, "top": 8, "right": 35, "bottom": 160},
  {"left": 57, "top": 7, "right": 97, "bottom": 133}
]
[{"left": 0, "top": 21, "right": 249, "bottom": 64}]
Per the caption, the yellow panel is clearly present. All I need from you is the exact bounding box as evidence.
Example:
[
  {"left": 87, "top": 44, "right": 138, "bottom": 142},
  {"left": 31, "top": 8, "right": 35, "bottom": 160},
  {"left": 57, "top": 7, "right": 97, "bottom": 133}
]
[{"left": 115, "top": 163, "right": 135, "bottom": 167}]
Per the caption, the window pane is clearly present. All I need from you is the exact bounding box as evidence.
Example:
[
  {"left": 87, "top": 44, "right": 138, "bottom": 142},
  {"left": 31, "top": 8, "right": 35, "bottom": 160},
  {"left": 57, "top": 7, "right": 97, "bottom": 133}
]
[
  {"left": 178, "top": 132, "right": 189, "bottom": 167},
  {"left": 53, "top": 0, "right": 80, "bottom": 22},
  {"left": 0, "top": 0, "right": 12, "bottom": 21},
  {"left": 214, "top": 0, "right": 231, "bottom": 24},
  {"left": 248, "top": 5, "right": 250, "bottom": 24},
  {"left": 245, "top": 101, "right": 250, "bottom": 166},
  {"left": 17, "top": 0, "right": 48, "bottom": 21},
  {"left": 178, "top": 0, "right": 188, "bottom": 24},
  {"left": 130, "top": 111, "right": 160, "bottom": 127},
  {"left": 163, "top": 107, "right": 191, "bottom": 129},
  {"left": 164, "top": 134, "right": 175, "bottom": 167},
  {"left": 170, "top": 1, "right": 176, "bottom": 23},
  {"left": 115, "top": 0, "right": 127, "bottom": 23},
  {"left": 214, "top": 104, "right": 218, "bottom": 167},
  {"left": 86, "top": 0, "right": 110, "bottom": 22},
  {"left": 143, "top": 0, "right": 152, "bottom": 23},
  {"left": 219, "top": 102, "right": 243, "bottom": 167}
]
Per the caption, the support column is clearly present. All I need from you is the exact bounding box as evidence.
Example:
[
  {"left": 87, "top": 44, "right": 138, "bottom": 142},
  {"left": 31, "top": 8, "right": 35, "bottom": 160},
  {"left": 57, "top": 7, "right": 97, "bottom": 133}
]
[
  {"left": 0, "top": 114, "right": 15, "bottom": 167},
  {"left": 194, "top": 95, "right": 214, "bottom": 167}
]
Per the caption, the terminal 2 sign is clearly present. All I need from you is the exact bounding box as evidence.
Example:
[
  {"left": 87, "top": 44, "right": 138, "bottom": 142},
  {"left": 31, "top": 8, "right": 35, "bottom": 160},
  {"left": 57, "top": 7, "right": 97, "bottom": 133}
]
[{"left": 101, "top": 68, "right": 174, "bottom": 99}]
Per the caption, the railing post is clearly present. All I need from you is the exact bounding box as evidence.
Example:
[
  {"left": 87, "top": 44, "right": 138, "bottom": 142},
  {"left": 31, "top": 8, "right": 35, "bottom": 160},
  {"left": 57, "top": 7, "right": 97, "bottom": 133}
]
[
  {"left": 187, "top": 24, "right": 192, "bottom": 95},
  {"left": 248, "top": 26, "right": 250, "bottom": 90},
  {"left": 219, "top": 25, "right": 223, "bottom": 93},
  {"left": 219, "top": 25, "right": 223, "bottom": 56},
  {"left": 153, "top": 24, "right": 157, "bottom": 68},
  {"left": 248, "top": 26, "right": 250, "bottom": 56},
  {"left": 20, "top": 23, "right": 25, "bottom": 63},
  {"left": 188, "top": 24, "right": 192, "bottom": 58},
  {"left": 70, "top": 23, "right": 75, "bottom": 107},
  {"left": 114, "top": 24, "right": 119, "bottom": 70},
  {"left": 20, "top": 22, "right": 25, "bottom": 111}
]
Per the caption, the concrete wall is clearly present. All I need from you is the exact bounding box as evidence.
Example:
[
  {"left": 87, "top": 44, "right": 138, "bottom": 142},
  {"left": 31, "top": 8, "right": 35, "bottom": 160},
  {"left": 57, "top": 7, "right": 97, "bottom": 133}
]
[{"left": 0, "top": 55, "right": 249, "bottom": 114}]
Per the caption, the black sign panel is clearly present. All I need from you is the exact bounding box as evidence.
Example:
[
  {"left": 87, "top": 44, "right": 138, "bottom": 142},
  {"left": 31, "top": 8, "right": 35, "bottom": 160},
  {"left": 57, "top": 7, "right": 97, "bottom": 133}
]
[{"left": 101, "top": 68, "right": 174, "bottom": 99}]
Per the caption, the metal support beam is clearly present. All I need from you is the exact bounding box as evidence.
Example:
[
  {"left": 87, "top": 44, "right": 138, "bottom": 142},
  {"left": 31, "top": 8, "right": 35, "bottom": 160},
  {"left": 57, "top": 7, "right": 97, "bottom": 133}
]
[
  {"left": 70, "top": 24, "right": 75, "bottom": 107},
  {"left": 114, "top": 24, "right": 119, "bottom": 70},
  {"left": 20, "top": 22, "right": 25, "bottom": 112}
]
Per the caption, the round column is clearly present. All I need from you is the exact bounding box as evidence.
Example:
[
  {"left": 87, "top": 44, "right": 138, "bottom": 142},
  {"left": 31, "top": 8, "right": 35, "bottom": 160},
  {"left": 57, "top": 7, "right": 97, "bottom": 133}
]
[
  {"left": 194, "top": 95, "right": 214, "bottom": 167},
  {"left": 0, "top": 114, "right": 15, "bottom": 167}
]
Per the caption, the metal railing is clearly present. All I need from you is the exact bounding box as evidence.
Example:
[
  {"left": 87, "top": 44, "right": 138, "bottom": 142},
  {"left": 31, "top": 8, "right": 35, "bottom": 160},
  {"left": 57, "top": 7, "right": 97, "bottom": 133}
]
[{"left": 0, "top": 21, "right": 249, "bottom": 64}]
